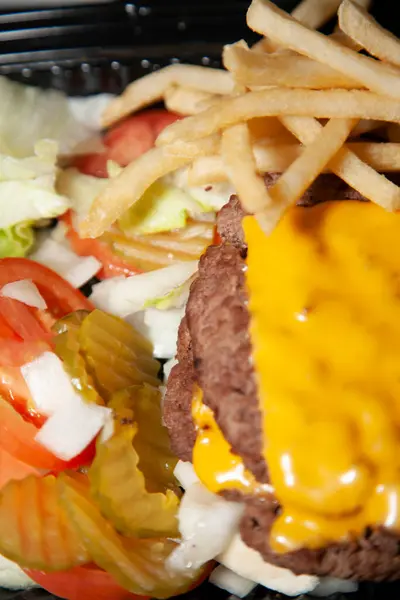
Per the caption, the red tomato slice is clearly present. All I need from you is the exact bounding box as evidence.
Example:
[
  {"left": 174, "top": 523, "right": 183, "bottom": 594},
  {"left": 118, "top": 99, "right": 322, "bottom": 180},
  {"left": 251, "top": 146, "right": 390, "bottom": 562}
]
[
  {"left": 0, "top": 296, "right": 51, "bottom": 343},
  {"left": 73, "top": 110, "right": 181, "bottom": 178},
  {"left": 61, "top": 212, "right": 139, "bottom": 278},
  {"left": 0, "top": 447, "right": 40, "bottom": 491},
  {"left": 0, "top": 258, "right": 93, "bottom": 320},
  {"left": 25, "top": 566, "right": 149, "bottom": 600},
  {"left": 0, "top": 396, "right": 94, "bottom": 471}
]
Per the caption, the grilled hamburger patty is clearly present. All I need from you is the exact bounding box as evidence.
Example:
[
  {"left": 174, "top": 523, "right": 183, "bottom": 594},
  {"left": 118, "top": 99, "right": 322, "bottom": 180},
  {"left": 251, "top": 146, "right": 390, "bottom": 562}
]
[{"left": 164, "top": 176, "right": 400, "bottom": 580}]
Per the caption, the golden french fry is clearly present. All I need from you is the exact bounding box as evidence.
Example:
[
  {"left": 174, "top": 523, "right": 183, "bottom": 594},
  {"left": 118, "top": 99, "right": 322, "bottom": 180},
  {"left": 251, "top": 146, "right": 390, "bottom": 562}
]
[
  {"left": 223, "top": 43, "right": 361, "bottom": 89},
  {"left": 291, "top": 0, "right": 342, "bottom": 30},
  {"left": 246, "top": 0, "right": 400, "bottom": 99},
  {"left": 157, "top": 88, "right": 400, "bottom": 146},
  {"left": 279, "top": 115, "right": 400, "bottom": 211},
  {"left": 339, "top": 0, "right": 400, "bottom": 68},
  {"left": 160, "top": 134, "right": 221, "bottom": 157},
  {"left": 264, "top": 118, "right": 358, "bottom": 218},
  {"left": 350, "top": 120, "right": 383, "bottom": 137},
  {"left": 102, "top": 64, "right": 236, "bottom": 127},
  {"left": 330, "top": 30, "right": 363, "bottom": 51},
  {"left": 80, "top": 137, "right": 220, "bottom": 238},
  {"left": 247, "top": 117, "right": 296, "bottom": 141},
  {"left": 164, "top": 86, "right": 217, "bottom": 116},
  {"left": 221, "top": 123, "right": 272, "bottom": 214}
]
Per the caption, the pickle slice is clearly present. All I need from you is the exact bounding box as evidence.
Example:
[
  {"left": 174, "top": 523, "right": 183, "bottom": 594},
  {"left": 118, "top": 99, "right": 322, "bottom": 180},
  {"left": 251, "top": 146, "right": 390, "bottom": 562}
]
[
  {"left": 52, "top": 310, "right": 90, "bottom": 336},
  {"left": 89, "top": 426, "right": 179, "bottom": 538},
  {"left": 0, "top": 475, "right": 89, "bottom": 571},
  {"left": 109, "top": 386, "right": 178, "bottom": 491},
  {"left": 78, "top": 310, "right": 160, "bottom": 398},
  {"left": 54, "top": 328, "right": 101, "bottom": 406},
  {"left": 59, "top": 474, "right": 198, "bottom": 599}
]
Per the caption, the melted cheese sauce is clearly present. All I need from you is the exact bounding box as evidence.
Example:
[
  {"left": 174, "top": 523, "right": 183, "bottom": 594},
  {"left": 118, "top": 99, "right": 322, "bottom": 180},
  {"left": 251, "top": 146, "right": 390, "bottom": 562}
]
[
  {"left": 244, "top": 201, "right": 400, "bottom": 552},
  {"left": 192, "top": 386, "right": 269, "bottom": 495}
]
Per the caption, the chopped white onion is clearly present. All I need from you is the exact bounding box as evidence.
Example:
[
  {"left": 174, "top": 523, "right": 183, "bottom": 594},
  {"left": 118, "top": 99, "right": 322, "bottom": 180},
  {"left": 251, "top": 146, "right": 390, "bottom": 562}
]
[
  {"left": 31, "top": 238, "right": 101, "bottom": 288},
  {"left": 219, "top": 535, "right": 319, "bottom": 597},
  {"left": 22, "top": 351, "right": 112, "bottom": 461},
  {"left": 0, "top": 554, "right": 37, "bottom": 591},
  {"left": 210, "top": 565, "right": 256, "bottom": 598},
  {"left": 91, "top": 262, "right": 198, "bottom": 318},
  {"left": 36, "top": 401, "right": 111, "bottom": 461},
  {"left": 310, "top": 577, "right": 358, "bottom": 597},
  {"left": 127, "top": 308, "right": 184, "bottom": 359},
  {"left": 173, "top": 461, "right": 200, "bottom": 490},
  {"left": 1, "top": 279, "right": 46, "bottom": 310},
  {"left": 168, "top": 482, "right": 244, "bottom": 572}
]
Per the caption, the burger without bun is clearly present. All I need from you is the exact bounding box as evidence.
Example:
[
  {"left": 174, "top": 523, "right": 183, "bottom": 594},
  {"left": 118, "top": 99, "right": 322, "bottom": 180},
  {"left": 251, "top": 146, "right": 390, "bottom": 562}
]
[{"left": 164, "top": 178, "right": 400, "bottom": 592}]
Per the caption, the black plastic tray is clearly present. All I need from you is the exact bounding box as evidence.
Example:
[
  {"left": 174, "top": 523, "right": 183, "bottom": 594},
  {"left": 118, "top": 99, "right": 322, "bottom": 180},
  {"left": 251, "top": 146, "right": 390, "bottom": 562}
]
[{"left": 1, "top": 1, "right": 400, "bottom": 599}]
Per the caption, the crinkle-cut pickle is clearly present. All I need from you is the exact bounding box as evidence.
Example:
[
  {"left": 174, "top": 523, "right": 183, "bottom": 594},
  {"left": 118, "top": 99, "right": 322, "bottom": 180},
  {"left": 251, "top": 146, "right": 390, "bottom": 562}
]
[
  {"left": 89, "top": 426, "right": 179, "bottom": 538},
  {"left": 52, "top": 310, "right": 89, "bottom": 336},
  {"left": 54, "top": 326, "right": 101, "bottom": 406},
  {"left": 109, "top": 386, "right": 178, "bottom": 491},
  {"left": 0, "top": 475, "right": 89, "bottom": 571},
  {"left": 59, "top": 474, "right": 198, "bottom": 599},
  {"left": 78, "top": 310, "right": 161, "bottom": 398}
]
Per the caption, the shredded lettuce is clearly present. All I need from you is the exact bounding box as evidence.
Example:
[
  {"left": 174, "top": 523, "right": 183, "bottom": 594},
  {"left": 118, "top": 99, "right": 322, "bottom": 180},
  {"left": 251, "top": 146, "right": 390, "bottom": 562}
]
[
  {"left": 118, "top": 181, "right": 204, "bottom": 235},
  {"left": 0, "top": 76, "right": 111, "bottom": 158},
  {"left": 0, "top": 222, "right": 34, "bottom": 258}
]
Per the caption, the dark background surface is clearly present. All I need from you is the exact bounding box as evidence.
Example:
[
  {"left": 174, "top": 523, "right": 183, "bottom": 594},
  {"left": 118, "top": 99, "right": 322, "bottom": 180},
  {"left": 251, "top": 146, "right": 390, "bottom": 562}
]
[{"left": 1, "top": 0, "right": 400, "bottom": 599}]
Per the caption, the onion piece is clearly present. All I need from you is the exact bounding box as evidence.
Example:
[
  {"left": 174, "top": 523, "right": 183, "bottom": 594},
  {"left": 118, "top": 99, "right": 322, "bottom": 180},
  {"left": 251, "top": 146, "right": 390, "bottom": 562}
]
[
  {"left": 209, "top": 565, "right": 256, "bottom": 598},
  {"left": 0, "top": 554, "right": 37, "bottom": 591},
  {"left": 173, "top": 461, "right": 200, "bottom": 490},
  {"left": 21, "top": 351, "right": 112, "bottom": 461},
  {"left": 127, "top": 308, "right": 184, "bottom": 358},
  {"left": 218, "top": 535, "right": 319, "bottom": 597},
  {"left": 1, "top": 279, "right": 46, "bottom": 310},
  {"left": 168, "top": 482, "right": 244, "bottom": 572},
  {"left": 31, "top": 238, "right": 101, "bottom": 288},
  {"left": 310, "top": 577, "right": 358, "bottom": 597}
]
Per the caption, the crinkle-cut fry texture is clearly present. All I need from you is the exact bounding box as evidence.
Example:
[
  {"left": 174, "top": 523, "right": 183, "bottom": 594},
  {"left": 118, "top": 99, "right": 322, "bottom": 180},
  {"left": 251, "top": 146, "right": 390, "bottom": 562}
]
[
  {"left": 246, "top": 0, "right": 400, "bottom": 99},
  {"left": 102, "top": 64, "right": 236, "bottom": 127},
  {"left": 223, "top": 43, "right": 362, "bottom": 89},
  {"left": 221, "top": 123, "right": 272, "bottom": 215},
  {"left": 59, "top": 474, "right": 198, "bottom": 599},
  {"left": 89, "top": 426, "right": 179, "bottom": 538},
  {"left": 290, "top": 0, "right": 342, "bottom": 30},
  {"left": 188, "top": 142, "right": 400, "bottom": 185},
  {"left": 78, "top": 310, "right": 160, "bottom": 399},
  {"left": 156, "top": 89, "right": 400, "bottom": 146},
  {"left": 0, "top": 475, "right": 89, "bottom": 571},
  {"left": 339, "top": 0, "right": 400, "bottom": 68},
  {"left": 280, "top": 115, "right": 400, "bottom": 211},
  {"left": 164, "top": 86, "right": 218, "bottom": 116},
  {"left": 81, "top": 138, "right": 219, "bottom": 238},
  {"left": 258, "top": 118, "right": 358, "bottom": 227}
]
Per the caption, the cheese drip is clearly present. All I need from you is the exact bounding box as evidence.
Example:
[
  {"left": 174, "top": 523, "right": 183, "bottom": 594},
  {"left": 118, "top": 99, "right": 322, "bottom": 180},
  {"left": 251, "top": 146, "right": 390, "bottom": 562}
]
[{"left": 245, "top": 201, "right": 400, "bottom": 553}]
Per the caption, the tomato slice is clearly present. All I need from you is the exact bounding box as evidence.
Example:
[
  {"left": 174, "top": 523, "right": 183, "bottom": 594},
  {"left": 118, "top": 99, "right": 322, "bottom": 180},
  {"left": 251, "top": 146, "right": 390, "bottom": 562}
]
[
  {"left": 0, "top": 258, "right": 93, "bottom": 320},
  {"left": 0, "top": 447, "right": 40, "bottom": 491},
  {"left": 73, "top": 110, "right": 181, "bottom": 178},
  {"left": 62, "top": 212, "right": 139, "bottom": 278},
  {"left": 0, "top": 396, "right": 94, "bottom": 471},
  {"left": 25, "top": 565, "right": 149, "bottom": 600}
]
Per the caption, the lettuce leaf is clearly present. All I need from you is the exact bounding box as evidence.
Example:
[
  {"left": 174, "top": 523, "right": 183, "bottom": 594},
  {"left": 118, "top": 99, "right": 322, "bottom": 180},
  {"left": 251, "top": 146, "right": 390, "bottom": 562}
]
[{"left": 0, "top": 222, "right": 34, "bottom": 258}]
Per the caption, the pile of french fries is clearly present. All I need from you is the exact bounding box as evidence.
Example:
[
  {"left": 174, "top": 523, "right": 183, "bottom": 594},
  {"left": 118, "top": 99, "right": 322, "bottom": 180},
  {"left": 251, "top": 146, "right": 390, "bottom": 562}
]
[{"left": 81, "top": 0, "right": 400, "bottom": 238}]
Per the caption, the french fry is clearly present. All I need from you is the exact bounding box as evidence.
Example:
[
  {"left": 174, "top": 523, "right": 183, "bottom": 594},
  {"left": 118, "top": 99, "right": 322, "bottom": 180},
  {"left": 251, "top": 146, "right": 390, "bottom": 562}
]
[
  {"left": 164, "top": 86, "right": 217, "bottom": 116},
  {"left": 262, "top": 118, "right": 358, "bottom": 220},
  {"left": 279, "top": 115, "right": 400, "bottom": 211},
  {"left": 157, "top": 89, "right": 400, "bottom": 146},
  {"left": 330, "top": 30, "right": 363, "bottom": 51},
  {"left": 291, "top": 0, "right": 342, "bottom": 30},
  {"left": 246, "top": 0, "right": 400, "bottom": 99},
  {"left": 223, "top": 43, "right": 361, "bottom": 89},
  {"left": 80, "top": 137, "right": 220, "bottom": 238},
  {"left": 188, "top": 142, "right": 400, "bottom": 185},
  {"left": 339, "top": 0, "right": 400, "bottom": 68},
  {"left": 102, "top": 64, "right": 236, "bottom": 127},
  {"left": 221, "top": 123, "right": 272, "bottom": 215}
]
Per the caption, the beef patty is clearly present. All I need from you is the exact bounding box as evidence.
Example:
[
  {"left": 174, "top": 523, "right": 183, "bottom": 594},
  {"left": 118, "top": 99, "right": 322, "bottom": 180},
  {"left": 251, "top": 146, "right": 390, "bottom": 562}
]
[{"left": 163, "top": 176, "right": 400, "bottom": 581}]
